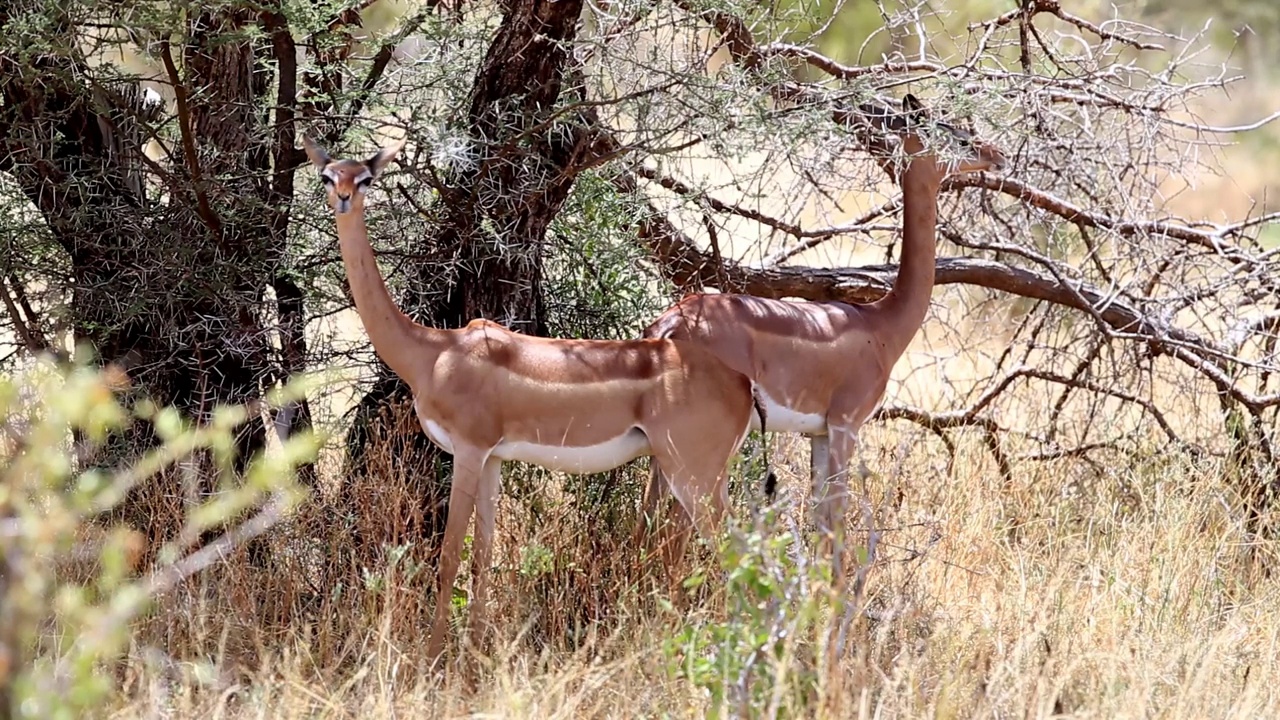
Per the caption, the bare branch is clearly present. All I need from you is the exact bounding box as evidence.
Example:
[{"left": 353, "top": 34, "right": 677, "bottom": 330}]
[
  {"left": 969, "top": 0, "right": 1166, "bottom": 51},
  {"left": 874, "top": 404, "right": 1012, "bottom": 482},
  {"left": 0, "top": 274, "right": 49, "bottom": 356},
  {"left": 949, "top": 174, "right": 1278, "bottom": 260},
  {"left": 756, "top": 43, "right": 944, "bottom": 79}
]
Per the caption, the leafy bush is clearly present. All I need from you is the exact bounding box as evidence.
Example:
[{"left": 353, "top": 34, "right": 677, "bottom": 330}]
[
  {"left": 663, "top": 506, "right": 852, "bottom": 719},
  {"left": 0, "top": 357, "right": 318, "bottom": 718}
]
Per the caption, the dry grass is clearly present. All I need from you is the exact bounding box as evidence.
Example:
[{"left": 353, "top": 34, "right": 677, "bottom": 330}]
[{"left": 93, "top": 409, "right": 1280, "bottom": 719}]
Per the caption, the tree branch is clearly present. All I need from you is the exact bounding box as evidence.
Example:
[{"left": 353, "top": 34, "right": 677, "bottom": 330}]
[
  {"left": 0, "top": 274, "right": 50, "bottom": 357},
  {"left": 874, "top": 404, "right": 1012, "bottom": 482},
  {"left": 969, "top": 0, "right": 1166, "bottom": 51},
  {"left": 261, "top": 7, "right": 301, "bottom": 199},
  {"left": 158, "top": 40, "right": 222, "bottom": 237},
  {"left": 948, "top": 173, "right": 1278, "bottom": 261},
  {"left": 756, "top": 43, "right": 944, "bottom": 79}
]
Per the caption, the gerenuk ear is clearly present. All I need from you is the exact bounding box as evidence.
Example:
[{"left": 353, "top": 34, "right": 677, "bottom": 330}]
[
  {"left": 302, "top": 136, "right": 331, "bottom": 171},
  {"left": 901, "top": 93, "right": 927, "bottom": 123},
  {"left": 365, "top": 140, "right": 406, "bottom": 179}
]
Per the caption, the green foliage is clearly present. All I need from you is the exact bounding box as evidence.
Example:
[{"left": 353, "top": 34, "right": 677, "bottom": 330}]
[
  {"left": 0, "top": 356, "right": 318, "bottom": 718},
  {"left": 763, "top": 0, "right": 1009, "bottom": 71},
  {"left": 544, "top": 169, "right": 667, "bottom": 341},
  {"left": 1142, "top": 0, "right": 1280, "bottom": 44},
  {"left": 662, "top": 512, "right": 841, "bottom": 718},
  {"left": 1257, "top": 223, "right": 1280, "bottom": 249},
  {"left": 727, "top": 431, "right": 773, "bottom": 505},
  {"left": 519, "top": 542, "right": 555, "bottom": 577}
]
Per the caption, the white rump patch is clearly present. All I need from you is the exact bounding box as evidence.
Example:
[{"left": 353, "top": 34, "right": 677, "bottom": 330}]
[
  {"left": 493, "top": 428, "right": 651, "bottom": 474},
  {"left": 757, "top": 390, "right": 827, "bottom": 435}
]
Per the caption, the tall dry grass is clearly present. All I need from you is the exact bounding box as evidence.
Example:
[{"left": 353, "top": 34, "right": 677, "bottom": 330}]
[{"left": 94, "top": 402, "right": 1279, "bottom": 719}]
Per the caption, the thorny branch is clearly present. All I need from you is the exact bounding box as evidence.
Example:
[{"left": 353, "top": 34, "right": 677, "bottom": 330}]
[
  {"left": 157, "top": 40, "right": 222, "bottom": 238},
  {"left": 0, "top": 274, "right": 51, "bottom": 357},
  {"left": 972, "top": 0, "right": 1167, "bottom": 52}
]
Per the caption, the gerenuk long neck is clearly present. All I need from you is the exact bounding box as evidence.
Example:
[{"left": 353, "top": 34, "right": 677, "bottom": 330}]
[
  {"left": 334, "top": 201, "right": 433, "bottom": 384},
  {"left": 872, "top": 155, "right": 942, "bottom": 359}
]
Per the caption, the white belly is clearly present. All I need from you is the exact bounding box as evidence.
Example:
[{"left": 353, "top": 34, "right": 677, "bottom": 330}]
[
  {"left": 421, "top": 419, "right": 455, "bottom": 454},
  {"left": 492, "top": 428, "right": 651, "bottom": 474},
  {"left": 757, "top": 391, "right": 827, "bottom": 435}
]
